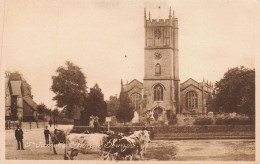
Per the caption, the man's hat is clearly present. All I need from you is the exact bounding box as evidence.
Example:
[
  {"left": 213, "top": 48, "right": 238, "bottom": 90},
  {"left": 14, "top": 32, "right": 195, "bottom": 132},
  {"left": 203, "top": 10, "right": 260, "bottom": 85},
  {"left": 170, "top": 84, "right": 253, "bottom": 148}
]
[{"left": 17, "top": 125, "right": 20, "bottom": 128}]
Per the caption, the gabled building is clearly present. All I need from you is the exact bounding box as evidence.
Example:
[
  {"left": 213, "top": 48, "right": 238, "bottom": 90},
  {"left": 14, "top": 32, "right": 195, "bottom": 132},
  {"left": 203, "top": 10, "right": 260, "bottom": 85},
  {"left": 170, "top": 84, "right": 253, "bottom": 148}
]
[
  {"left": 122, "top": 79, "right": 143, "bottom": 112},
  {"left": 180, "top": 78, "right": 213, "bottom": 114},
  {"left": 5, "top": 77, "right": 38, "bottom": 122}
]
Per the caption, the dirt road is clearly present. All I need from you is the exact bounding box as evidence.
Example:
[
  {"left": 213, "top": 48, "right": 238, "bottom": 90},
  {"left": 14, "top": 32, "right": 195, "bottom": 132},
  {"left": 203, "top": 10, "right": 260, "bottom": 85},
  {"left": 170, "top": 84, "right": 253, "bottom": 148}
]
[{"left": 5, "top": 125, "right": 255, "bottom": 160}]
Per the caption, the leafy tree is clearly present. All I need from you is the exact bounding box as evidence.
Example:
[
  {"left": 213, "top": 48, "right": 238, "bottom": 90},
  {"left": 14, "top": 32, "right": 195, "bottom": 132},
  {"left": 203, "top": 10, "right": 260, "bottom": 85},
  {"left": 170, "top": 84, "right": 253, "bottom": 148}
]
[
  {"left": 51, "top": 61, "right": 87, "bottom": 119},
  {"left": 106, "top": 95, "right": 119, "bottom": 116},
  {"left": 37, "top": 103, "right": 48, "bottom": 114},
  {"left": 80, "top": 84, "right": 107, "bottom": 125},
  {"left": 214, "top": 66, "right": 255, "bottom": 116},
  {"left": 37, "top": 103, "right": 52, "bottom": 120},
  {"left": 116, "top": 81, "right": 134, "bottom": 124},
  {"left": 52, "top": 108, "right": 59, "bottom": 124}
]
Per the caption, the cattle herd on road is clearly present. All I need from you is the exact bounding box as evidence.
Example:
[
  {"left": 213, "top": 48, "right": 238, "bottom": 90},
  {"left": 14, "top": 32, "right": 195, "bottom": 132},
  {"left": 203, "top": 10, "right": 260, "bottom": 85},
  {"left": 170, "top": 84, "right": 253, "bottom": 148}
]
[{"left": 49, "top": 128, "right": 151, "bottom": 160}]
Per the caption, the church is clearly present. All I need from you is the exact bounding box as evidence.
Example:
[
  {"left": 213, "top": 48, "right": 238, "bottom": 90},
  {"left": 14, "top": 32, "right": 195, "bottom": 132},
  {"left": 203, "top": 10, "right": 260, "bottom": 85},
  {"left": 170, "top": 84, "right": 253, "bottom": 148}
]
[{"left": 121, "top": 8, "right": 213, "bottom": 124}]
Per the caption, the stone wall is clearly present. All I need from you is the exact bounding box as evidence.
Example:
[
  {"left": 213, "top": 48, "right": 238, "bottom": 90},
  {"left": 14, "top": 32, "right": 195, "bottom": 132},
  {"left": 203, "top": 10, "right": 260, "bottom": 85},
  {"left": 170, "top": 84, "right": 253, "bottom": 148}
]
[{"left": 72, "top": 125, "right": 255, "bottom": 134}]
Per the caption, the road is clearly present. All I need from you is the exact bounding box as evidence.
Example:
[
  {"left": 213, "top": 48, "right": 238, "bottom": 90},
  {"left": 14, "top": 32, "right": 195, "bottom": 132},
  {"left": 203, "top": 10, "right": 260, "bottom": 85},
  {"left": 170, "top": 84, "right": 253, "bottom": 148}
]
[{"left": 5, "top": 125, "right": 255, "bottom": 160}]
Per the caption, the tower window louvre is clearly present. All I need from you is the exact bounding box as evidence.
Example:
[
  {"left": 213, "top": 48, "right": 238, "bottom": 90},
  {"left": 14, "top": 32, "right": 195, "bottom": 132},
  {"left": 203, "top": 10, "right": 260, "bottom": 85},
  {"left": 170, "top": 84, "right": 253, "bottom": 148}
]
[{"left": 155, "top": 63, "right": 161, "bottom": 75}]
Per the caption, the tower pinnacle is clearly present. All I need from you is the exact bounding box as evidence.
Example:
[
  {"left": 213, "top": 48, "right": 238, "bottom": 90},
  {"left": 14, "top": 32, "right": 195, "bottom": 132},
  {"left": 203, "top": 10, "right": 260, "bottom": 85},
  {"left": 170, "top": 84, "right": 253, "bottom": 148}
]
[
  {"left": 120, "top": 79, "right": 124, "bottom": 93},
  {"left": 169, "top": 6, "right": 172, "bottom": 17}
]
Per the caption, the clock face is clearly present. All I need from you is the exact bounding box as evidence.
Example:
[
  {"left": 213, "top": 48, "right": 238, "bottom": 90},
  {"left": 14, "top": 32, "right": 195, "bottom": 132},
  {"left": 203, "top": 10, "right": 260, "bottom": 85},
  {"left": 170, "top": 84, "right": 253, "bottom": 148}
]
[
  {"left": 154, "top": 28, "right": 161, "bottom": 39},
  {"left": 154, "top": 52, "right": 162, "bottom": 60}
]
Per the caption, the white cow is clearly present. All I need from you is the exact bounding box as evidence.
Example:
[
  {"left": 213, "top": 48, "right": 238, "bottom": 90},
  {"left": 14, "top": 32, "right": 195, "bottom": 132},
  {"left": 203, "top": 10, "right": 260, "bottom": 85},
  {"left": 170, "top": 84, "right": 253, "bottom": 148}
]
[
  {"left": 64, "top": 133, "right": 108, "bottom": 160},
  {"left": 130, "top": 130, "right": 151, "bottom": 159}
]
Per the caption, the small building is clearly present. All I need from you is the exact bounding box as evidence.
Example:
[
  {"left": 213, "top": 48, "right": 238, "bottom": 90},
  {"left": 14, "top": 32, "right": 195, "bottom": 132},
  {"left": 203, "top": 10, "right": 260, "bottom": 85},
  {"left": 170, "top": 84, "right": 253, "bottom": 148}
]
[{"left": 5, "top": 78, "right": 38, "bottom": 123}]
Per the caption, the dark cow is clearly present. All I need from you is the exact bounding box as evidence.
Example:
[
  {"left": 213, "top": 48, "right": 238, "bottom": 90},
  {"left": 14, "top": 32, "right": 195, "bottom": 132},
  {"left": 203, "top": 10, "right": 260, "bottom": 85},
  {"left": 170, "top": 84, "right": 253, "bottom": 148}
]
[
  {"left": 50, "top": 129, "right": 70, "bottom": 155},
  {"left": 102, "top": 130, "right": 151, "bottom": 160},
  {"left": 102, "top": 134, "right": 123, "bottom": 160}
]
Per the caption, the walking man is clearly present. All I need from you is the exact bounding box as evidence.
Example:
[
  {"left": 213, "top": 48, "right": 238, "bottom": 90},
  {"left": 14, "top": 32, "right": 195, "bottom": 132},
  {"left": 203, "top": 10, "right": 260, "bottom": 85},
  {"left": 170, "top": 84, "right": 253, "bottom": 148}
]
[
  {"left": 44, "top": 126, "right": 50, "bottom": 146},
  {"left": 15, "top": 125, "right": 24, "bottom": 150}
]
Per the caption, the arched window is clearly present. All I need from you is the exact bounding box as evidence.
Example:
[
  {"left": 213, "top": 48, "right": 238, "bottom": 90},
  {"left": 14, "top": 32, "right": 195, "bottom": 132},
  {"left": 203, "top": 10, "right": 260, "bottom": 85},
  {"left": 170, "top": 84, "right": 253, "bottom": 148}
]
[
  {"left": 155, "top": 63, "right": 161, "bottom": 75},
  {"left": 130, "top": 93, "right": 142, "bottom": 110},
  {"left": 186, "top": 91, "right": 198, "bottom": 109},
  {"left": 153, "top": 84, "right": 163, "bottom": 101}
]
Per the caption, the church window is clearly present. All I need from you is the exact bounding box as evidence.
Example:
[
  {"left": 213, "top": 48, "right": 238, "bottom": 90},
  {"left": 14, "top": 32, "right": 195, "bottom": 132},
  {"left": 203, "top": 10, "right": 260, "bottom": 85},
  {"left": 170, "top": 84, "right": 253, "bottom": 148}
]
[
  {"left": 186, "top": 91, "right": 198, "bottom": 109},
  {"left": 153, "top": 84, "right": 163, "bottom": 101},
  {"left": 155, "top": 63, "right": 161, "bottom": 75},
  {"left": 130, "top": 93, "right": 142, "bottom": 110}
]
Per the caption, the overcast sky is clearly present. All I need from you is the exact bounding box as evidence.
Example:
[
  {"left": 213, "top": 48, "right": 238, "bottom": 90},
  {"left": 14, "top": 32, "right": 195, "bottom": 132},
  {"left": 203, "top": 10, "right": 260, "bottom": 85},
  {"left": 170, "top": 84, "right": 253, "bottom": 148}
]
[{"left": 2, "top": 0, "right": 259, "bottom": 108}]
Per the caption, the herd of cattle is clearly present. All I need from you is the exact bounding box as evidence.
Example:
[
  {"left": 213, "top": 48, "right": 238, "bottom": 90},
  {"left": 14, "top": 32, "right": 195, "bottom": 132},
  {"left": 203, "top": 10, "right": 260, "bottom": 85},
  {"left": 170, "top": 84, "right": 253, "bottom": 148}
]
[{"left": 49, "top": 128, "right": 151, "bottom": 160}]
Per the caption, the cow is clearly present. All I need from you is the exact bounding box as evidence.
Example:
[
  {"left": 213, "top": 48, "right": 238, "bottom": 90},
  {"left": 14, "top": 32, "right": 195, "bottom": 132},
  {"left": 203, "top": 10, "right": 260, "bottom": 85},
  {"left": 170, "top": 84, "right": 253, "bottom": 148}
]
[
  {"left": 64, "top": 133, "right": 108, "bottom": 160},
  {"left": 103, "top": 130, "right": 151, "bottom": 161},
  {"left": 101, "top": 134, "right": 123, "bottom": 160},
  {"left": 49, "top": 129, "right": 71, "bottom": 155},
  {"left": 134, "top": 130, "right": 151, "bottom": 158}
]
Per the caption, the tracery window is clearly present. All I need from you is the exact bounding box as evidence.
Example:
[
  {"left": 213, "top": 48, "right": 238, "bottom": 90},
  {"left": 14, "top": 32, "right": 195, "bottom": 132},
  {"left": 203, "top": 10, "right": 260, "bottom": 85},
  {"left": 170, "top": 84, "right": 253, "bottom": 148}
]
[
  {"left": 186, "top": 91, "right": 198, "bottom": 109},
  {"left": 130, "top": 93, "right": 142, "bottom": 110},
  {"left": 154, "top": 84, "right": 163, "bottom": 101}
]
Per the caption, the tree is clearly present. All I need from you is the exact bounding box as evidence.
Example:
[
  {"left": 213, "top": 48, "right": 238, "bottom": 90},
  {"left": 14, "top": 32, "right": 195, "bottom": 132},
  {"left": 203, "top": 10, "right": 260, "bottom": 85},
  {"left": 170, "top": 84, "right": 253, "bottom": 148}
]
[
  {"left": 37, "top": 103, "right": 47, "bottom": 120},
  {"left": 214, "top": 66, "right": 255, "bottom": 116},
  {"left": 52, "top": 108, "right": 59, "bottom": 124},
  {"left": 106, "top": 95, "right": 119, "bottom": 116},
  {"left": 51, "top": 61, "right": 87, "bottom": 119},
  {"left": 80, "top": 84, "right": 107, "bottom": 125},
  {"left": 37, "top": 103, "right": 52, "bottom": 120},
  {"left": 116, "top": 81, "right": 134, "bottom": 124}
]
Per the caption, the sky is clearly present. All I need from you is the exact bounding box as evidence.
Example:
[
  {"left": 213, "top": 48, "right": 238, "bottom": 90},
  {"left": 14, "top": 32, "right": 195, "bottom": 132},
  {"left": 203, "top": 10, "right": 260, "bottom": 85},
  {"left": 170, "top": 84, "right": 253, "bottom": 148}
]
[{"left": 1, "top": 0, "right": 259, "bottom": 109}]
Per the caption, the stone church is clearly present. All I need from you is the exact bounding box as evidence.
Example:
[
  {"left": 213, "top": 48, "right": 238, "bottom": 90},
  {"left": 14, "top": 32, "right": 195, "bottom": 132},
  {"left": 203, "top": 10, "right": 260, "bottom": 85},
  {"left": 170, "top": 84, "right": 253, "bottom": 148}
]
[{"left": 121, "top": 8, "right": 213, "bottom": 124}]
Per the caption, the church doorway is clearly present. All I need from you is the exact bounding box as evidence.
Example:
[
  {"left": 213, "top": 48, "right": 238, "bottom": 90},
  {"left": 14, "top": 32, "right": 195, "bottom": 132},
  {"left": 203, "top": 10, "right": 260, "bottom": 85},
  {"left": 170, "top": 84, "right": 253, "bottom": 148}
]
[{"left": 153, "top": 107, "right": 163, "bottom": 121}]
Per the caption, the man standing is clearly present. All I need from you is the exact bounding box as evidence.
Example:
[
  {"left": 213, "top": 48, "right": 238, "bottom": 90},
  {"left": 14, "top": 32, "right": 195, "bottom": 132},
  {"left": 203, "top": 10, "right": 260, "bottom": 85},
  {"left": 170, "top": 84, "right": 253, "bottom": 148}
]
[
  {"left": 15, "top": 125, "right": 24, "bottom": 150},
  {"left": 44, "top": 126, "right": 50, "bottom": 146},
  {"left": 49, "top": 119, "right": 52, "bottom": 127},
  {"left": 93, "top": 117, "right": 100, "bottom": 133}
]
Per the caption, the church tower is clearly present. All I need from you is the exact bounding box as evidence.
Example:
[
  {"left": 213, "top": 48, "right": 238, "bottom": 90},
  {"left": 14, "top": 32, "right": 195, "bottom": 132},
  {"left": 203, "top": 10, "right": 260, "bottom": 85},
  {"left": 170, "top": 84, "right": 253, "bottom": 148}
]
[{"left": 143, "top": 7, "right": 180, "bottom": 123}]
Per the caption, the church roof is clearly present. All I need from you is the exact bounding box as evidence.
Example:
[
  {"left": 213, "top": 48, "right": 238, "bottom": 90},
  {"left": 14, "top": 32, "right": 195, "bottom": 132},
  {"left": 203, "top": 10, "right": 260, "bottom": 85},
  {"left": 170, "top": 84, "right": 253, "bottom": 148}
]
[
  {"left": 23, "top": 97, "right": 38, "bottom": 111},
  {"left": 181, "top": 78, "right": 200, "bottom": 85},
  {"left": 180, "top": 78, "right": 213, "bottom": 93},
  {"left": 123, "top": 79, "right": 143, "bottom": 92},
  {"left": 128, "top": 79, "right": 143, "bottom": 85}
]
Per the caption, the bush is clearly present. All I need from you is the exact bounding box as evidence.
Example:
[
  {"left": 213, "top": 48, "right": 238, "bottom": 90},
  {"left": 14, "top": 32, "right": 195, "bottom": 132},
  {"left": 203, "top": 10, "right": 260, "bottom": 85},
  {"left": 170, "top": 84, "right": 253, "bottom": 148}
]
[
  {"left": 215, "top": 115, "right": 253, "bottom": 125},
  {"left": 193, "top": 117, "right": 213, "bottom": 125},
  {"left": 131, "top": 122, "right": 145, "bottom": 126},
  {"left": 57, "top": 117, "right": 74, "bottom": 124}
]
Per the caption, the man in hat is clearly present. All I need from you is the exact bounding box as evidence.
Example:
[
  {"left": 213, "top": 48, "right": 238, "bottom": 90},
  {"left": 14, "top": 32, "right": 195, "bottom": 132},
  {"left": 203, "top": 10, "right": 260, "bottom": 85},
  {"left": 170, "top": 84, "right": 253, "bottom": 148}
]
[
  {"left": 15, "top": 125, "right": 24, "bottom": 150},
  {"left": 44, "top": 126, "right": 50, "bottom": 146}
]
